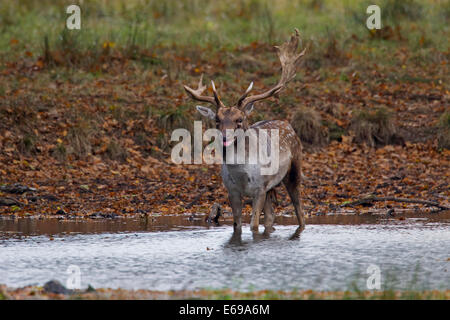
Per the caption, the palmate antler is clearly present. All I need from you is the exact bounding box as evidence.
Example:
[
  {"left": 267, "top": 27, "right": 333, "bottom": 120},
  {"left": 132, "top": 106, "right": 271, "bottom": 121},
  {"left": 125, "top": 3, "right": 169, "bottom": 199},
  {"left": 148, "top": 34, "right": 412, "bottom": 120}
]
[
  {"left": 183, "top": 74, "right": 225, "bottom": 109},
  {"left": 184, "top": 29, "right": 306, "bottom": 111},
  {"left": 236, "top": 28, "right": 306, "bottom": 109}
]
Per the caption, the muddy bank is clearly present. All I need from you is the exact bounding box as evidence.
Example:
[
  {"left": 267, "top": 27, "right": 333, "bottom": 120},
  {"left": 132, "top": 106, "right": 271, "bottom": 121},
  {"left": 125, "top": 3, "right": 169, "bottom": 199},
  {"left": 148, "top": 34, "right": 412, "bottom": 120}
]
[
  {"left": 1, "top": 283, "right": 448, "bottom": 300},
  {"left": 1, "top": 210, "right": 449, "bottom": 236}
]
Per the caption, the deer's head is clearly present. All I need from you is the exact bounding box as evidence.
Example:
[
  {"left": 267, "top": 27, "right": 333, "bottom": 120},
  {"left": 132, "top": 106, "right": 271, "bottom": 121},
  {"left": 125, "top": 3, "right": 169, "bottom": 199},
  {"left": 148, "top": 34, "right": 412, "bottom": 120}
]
[{"left": 183, "top": 29, "right": 306, "bottom": 147}]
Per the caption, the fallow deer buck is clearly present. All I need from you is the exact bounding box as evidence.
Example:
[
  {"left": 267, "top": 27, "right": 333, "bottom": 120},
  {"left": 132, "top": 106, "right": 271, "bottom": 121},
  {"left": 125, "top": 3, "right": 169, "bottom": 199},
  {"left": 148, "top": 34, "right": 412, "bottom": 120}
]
[{"left": 184, "top": 29, "right": 306, "bottom": 235}]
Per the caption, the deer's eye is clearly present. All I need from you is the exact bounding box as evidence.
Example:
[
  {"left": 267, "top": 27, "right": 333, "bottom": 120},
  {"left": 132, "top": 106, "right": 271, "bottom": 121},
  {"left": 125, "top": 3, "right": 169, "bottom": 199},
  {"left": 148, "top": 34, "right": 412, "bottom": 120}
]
[{"left": 237, "top": 118, "right": 243, "bottom": 123}]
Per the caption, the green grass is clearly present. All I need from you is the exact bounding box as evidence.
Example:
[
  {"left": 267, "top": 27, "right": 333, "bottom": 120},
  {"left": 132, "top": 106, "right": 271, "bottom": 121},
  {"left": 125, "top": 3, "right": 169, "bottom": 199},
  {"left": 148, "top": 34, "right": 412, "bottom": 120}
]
[
  {"left": 185, "top": 288, "right": 449, "bottom": 300},
  {"left": 0, "top": 0, "right": 448, "bottom": 64}
]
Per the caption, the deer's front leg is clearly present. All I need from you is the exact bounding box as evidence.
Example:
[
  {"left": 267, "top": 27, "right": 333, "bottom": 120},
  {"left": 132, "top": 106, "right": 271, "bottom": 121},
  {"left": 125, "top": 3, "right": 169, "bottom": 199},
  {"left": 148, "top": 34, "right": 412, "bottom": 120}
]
[
  {"left": 250, "top": 191, "right": 266, "bottom": 232},
  {"left": 228, "top": 192, "right": 243, "bottom": 234},
  {"left": 263, "top": 192, "right": 275, "bottom": 233}
]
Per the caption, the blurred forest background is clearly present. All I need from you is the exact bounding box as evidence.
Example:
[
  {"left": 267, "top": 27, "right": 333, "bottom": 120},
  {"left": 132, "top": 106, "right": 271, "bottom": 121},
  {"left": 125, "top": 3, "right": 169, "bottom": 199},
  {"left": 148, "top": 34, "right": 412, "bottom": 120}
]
[{"left": 0, "top": 0, "right": 448, "bottom": 218}]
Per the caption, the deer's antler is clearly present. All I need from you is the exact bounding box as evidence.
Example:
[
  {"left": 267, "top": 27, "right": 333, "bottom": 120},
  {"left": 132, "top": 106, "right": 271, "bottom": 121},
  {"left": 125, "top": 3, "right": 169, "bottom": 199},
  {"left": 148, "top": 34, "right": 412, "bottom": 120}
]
[
  {"left": 184, "top": 74, "right": 225, "bottom": 109},
  {"left": 237, "top": 28, "right": 306, "bottom": 109}
]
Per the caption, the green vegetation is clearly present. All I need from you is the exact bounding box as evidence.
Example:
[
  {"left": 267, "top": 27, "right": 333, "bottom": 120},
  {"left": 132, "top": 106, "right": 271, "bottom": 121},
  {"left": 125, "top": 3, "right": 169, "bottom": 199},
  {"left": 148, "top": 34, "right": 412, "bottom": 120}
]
[
  {"left": 0, "top": 288, "right": 7, "bottom": 300},
  {"left": 1, "top": 0, "right": 448, "bottom": 64},
  {"left": 200, "top": 289, "right": 449, "bottom": 300}
]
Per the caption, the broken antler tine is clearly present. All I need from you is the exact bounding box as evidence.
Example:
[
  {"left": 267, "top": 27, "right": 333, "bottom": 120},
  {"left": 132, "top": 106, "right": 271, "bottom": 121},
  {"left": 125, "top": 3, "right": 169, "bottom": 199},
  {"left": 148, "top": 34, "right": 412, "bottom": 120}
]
[
  {"left": 237, "top": 82, "right": 254, "bottom": 108},
  {"left": 210, "top": 80, "right": 225, "bottom": 109},
  {"left": 211, "top": 80, "right": 219, "bottom": 101},
  {"left": 245, "top": 82, "right": 253, "bottom": 94}
]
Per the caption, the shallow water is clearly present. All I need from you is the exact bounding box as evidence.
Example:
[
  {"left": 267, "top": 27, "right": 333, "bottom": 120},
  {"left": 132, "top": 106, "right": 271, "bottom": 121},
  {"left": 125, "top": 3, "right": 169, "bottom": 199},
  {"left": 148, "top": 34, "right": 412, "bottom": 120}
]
[{"left": 0, "top": 213, "right": 449, "bottom": 291}]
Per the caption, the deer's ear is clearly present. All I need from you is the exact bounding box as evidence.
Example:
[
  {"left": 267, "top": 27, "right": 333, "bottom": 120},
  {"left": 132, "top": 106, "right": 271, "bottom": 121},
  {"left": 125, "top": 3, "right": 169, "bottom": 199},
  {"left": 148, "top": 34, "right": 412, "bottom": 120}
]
[
  {"left": 196, "top": 105, "right": 216, "bottom": 119},
  {"left": 243, "top": 103, "right": 254, "bottom": 115}
]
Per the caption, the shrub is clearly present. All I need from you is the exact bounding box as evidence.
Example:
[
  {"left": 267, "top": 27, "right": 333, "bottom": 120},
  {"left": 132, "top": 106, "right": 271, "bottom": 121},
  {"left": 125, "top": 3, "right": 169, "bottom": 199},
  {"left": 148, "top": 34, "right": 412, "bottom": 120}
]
[
  {"left": 66, "top": 121, "right": 93, "bottom": 159},
  {"left": 291, "top": 106, "right": 329, "bottom": 148},
  {"left": 351, "top": 107, "right": 403, "bottom": 147}
]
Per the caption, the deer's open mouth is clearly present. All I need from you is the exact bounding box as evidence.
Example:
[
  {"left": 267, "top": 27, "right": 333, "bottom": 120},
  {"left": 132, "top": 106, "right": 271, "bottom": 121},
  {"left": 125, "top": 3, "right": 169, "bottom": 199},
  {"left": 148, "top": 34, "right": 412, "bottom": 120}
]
[{"left": 223, "top": 137, "right": 236, "bottom": 147}]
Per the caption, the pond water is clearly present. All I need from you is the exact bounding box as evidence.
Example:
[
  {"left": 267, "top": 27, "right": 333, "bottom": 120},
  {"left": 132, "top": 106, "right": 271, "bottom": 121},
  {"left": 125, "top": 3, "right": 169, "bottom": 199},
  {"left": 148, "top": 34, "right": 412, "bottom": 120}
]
[{"left": 0, "top": 212, "right": 449, "bottom": 292}]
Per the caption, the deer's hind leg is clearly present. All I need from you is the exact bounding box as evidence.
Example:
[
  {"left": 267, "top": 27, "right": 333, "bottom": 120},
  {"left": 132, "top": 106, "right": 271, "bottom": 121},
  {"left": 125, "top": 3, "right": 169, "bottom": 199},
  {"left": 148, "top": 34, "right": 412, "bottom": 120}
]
[{"left": 283, "top": 160, "right": 305, "bottom": 233}]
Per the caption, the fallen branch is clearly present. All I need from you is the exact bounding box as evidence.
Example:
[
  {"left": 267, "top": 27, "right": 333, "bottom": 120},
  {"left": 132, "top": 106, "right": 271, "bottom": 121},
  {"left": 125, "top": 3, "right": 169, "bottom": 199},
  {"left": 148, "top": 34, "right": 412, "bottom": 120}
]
[
  {"left": 0, "top": 197, "right": 22, "bottom": 206},
  {"left": 0, "top": 184, "right": 36, "bottom": 194},
  {"left": 341, "top": 196, "right": 449, "bottom": 211}
]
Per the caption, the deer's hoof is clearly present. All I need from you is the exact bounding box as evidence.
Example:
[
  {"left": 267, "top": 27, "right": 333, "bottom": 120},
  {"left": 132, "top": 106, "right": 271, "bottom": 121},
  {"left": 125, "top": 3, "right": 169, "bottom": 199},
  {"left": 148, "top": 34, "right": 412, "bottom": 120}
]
[{"left": 289, "top": 226, "right": 305, "bottom": 240}]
